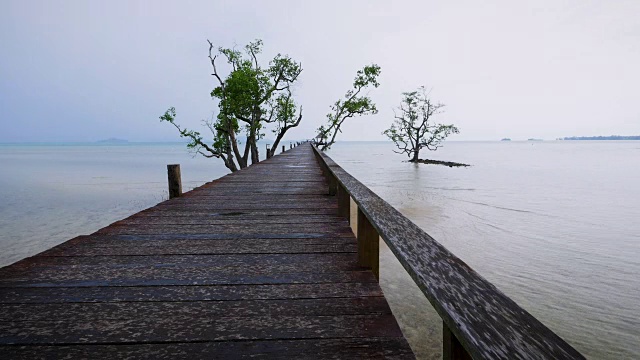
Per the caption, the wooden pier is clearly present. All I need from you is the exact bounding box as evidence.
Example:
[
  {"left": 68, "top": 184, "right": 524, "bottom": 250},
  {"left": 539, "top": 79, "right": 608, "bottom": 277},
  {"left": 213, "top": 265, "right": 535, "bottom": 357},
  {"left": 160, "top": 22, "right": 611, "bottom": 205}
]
[
  {"left": 0, "top": 144, "right": 413, "bottom": 359},
  {"left": 0, "top": 143, "right": 584, "bottom": 359}
]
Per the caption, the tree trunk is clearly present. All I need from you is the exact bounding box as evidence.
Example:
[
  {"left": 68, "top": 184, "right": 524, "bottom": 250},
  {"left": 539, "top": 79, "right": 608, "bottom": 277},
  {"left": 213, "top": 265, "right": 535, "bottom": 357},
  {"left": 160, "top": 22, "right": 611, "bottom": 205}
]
[
  {"left": 221, "top": 154, "right": 238, "bottom": 172},
  {"left": 249, "top": 109, "right": 261, "bottom": 164},
  {"left": 411, "top": 149, "right": 420, "bottom": 162},
  {"left": 228, "top": 129, "right": 246, "bottom": 169},
  {"left": 250, "top": 136, "right": 259, "bottom": 164}
]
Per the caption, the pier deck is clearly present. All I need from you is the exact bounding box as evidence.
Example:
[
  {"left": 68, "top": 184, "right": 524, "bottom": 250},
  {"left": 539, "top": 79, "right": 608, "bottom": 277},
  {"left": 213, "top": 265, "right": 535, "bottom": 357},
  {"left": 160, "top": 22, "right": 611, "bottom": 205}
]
[{"left": 0, "top": 145, "right": 414, "bottom": 358}]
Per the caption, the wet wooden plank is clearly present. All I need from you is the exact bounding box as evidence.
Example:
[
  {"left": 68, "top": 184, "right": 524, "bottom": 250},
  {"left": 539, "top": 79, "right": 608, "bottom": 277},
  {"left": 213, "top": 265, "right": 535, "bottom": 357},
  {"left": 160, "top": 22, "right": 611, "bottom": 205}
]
[
  {"left": 95, "top": 224, "right": 350, "bottom": 235},
  {"left": 114, "top": 212, "right": 347, "bottom": 225},
  {"left": 136, "top": 208, "right": 341, "bottom": 216},
  {"left": 0, "top": 297, "right": 392, "bottom": 321},
  {"left": 0, "top": 255, "right": 365, "bottom": 288},
  {"left": 113, "top": 217, "right": 349, "bottom": 225},
  {"left": 152, "top": 203, "right": 339, "bottom": 210},
  {"left": 40, "top": 238, "right": 356, "bottom": 256},
  {"left": 0, "top": 273, "right": 375, "bottom": 289},
  {"left": 1, "top": 253, "right": 361, "bottom": 268},
  {"left": 0, "top": 314, "right": 404, "bottom": 345},
  {"left": 80, "top": 233, "right": 352, "bottom": 240},
  {"left": 1, "top": 338, "right": 415, "bottom": 359},
  {"left": 0, "top": 283, "right": 384, "bottom": 304}
]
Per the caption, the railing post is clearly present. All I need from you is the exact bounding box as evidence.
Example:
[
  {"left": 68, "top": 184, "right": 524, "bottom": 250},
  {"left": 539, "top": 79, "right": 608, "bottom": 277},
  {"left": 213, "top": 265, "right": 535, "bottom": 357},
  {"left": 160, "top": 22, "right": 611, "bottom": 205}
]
[
  {"left": 357, "top": 208, "right": 379, "bottom": 279},
  {"left": 282, "top": 145, "right": 285, "bottom": 153},
  {"left": 290, "top": 143, "right": 293, "bottom": 149},
  {"left": 167, "top": 164, "right": 182, "bottom": 199},
  {"left": 313, "top": 149, "right": 334, "bottom": 196},
  {"left": 443, "top": 321, "right": 472, "bottom": 360},
  {"left": 337, "top": 183, "right": 350, "bottom": 223},
  {"left": 328, "top": 173, "right": 337, "bottom": 196},
  {"left": 266, "top": 144, "right": 271, "bottom": 159}
]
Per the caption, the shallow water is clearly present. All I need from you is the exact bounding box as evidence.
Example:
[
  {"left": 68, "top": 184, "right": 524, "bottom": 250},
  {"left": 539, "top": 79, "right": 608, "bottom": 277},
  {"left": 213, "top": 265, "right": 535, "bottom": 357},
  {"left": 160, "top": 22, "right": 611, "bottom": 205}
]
[
  {"left": 0, "top": 141, "right": 638, "bottom": 359},
  {"left": 0, "top": 143, "right": 228, "bottom": 267},
  {"left": 329, "top": 141, "right": 640, "bottom": 359}
]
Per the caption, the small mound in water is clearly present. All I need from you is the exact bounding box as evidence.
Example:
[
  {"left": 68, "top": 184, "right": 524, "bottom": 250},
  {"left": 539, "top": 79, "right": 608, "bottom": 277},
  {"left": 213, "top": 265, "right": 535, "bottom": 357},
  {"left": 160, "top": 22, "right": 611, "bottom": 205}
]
[{"left": 410, "top": 158, "right": 470, "bottom": 167}]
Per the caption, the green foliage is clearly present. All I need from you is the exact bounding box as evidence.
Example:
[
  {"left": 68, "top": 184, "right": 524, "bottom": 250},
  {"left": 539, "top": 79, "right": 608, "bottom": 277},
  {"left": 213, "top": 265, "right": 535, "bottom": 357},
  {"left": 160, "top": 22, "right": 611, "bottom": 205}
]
[
  {"left": 160, "top": 107, "right": 201, "bottom": 149},
  {"left": 383, "top": 86, "right": 459, "bottom": 160},
  {"left": 316, "top": 64, "right": 381, "bottom": 150},
  {"left": 160, "top": 39, "right": 303, "bottom": 171}
]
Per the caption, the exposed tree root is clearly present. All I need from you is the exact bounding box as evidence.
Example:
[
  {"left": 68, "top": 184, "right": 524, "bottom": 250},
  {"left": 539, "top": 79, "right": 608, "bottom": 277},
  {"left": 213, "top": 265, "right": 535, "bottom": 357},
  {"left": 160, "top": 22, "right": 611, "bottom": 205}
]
[{"left": 409, "top": 158, "right": 470, "bottom": 167}]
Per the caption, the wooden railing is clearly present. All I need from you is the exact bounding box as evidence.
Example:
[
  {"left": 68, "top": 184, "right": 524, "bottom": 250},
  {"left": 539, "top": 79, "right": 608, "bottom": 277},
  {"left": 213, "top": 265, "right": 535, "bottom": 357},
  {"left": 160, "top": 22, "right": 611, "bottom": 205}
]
[{"left": 312, "top": 144, "right": 584, "bottom": 360}]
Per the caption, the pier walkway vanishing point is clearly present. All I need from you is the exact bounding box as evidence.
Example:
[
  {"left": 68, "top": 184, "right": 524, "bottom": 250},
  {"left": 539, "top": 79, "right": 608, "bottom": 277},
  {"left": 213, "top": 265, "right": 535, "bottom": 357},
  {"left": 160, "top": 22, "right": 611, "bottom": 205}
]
[
  {"left": 0, "top": 143, "right": 584, "bottom": 359},
  {"left": 0, "top": 144, "right": 414, "bottom": 359}
]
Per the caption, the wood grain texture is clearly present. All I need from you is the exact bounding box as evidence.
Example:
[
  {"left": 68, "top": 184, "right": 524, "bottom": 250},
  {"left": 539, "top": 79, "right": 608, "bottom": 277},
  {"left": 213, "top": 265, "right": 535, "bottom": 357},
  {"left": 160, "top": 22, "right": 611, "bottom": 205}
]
[
  {"left": 0, "top": 144, "right": 413, "bottom": 359},
  {"left": 312, "top": 144, "right": 585, "bottom": 360},
  {"left": 3, "top": 338, "right": 415, "bottom": 359}
]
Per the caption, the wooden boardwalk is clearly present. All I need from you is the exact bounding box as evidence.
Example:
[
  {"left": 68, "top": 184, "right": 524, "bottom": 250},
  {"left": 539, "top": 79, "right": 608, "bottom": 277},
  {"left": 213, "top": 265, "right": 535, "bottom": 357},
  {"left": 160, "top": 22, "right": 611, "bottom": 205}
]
[{"left": 0, "top": 144, "right": 415, "bottom": 359}]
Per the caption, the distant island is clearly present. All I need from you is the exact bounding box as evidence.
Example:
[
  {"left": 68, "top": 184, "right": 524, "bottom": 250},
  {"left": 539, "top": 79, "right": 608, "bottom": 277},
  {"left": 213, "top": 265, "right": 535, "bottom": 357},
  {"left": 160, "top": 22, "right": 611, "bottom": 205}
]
[
  {"left": 97, "top": 138, "right": 128, "bottom": 144},
  {"left": 527, "top": 138, "right": 543, "bottom": 141},
  {"left": 563, "top": 135, "right": 640, "bottom": 140},
  {"left": 501, "top": 138, "right": 511, "bottom": 141}
]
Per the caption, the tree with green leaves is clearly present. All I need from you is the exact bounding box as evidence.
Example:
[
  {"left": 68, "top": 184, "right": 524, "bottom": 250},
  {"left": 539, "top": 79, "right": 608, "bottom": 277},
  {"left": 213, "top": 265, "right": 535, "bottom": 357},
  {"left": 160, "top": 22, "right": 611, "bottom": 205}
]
[
  {"left": 316, "top": 64, "right": 381, "bottom": 151},
  {"left": 160, "top": 39, "right": 303, "bottom": 172},
  {"left": 383, "top": 86, "right": 459, "bottom": 162}
]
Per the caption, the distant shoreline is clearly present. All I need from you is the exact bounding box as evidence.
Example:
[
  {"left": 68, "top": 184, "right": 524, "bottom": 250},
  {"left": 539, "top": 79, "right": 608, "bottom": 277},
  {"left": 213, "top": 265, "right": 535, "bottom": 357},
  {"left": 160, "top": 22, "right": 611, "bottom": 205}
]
[
  {"left": 2, "top": 139, "right": 640, "bottom": 145},
  {"left": 562, "top": 136, "right": 640, "bottom": 140}
]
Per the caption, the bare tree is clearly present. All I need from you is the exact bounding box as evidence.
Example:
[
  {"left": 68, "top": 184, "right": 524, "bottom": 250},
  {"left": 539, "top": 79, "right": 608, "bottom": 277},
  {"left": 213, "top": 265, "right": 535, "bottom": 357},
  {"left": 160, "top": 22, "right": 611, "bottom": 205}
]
[
  {"left": 160, "top": 39, "right": 303, "bottom": 171},
  {"left": 383, "top": 86, "right": 459, "bottom": 162}
]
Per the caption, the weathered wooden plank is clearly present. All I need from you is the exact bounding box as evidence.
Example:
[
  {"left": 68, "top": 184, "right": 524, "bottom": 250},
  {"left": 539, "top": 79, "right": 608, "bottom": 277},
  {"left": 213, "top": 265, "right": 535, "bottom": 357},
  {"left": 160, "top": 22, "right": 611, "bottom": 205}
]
[
  {"left": 0, "top": 297, "right": 392, "bottom": 321},
  {"left": 0, "top": 338, "right": 415, "bottom": 359},
  {"left": 0, "top": 254, "right": 367, "bottom": 286},
  {"left": 154, "top": 204, "right": 338, "bottom": 210},
  {"left": 40, "top": 238, "right": 356, "bottom": 256},
  {"left": 135, "top": 209, "right": 341, "bottom": 217},
  {"left": 2, "top": 253, "right": 360, "bottom": 267},
  {"left": 95, "top": 223, "right": 350, "bottom": 235},
  {"left": 169, "top": 196, "right": 333, "bottom": 202},
  {"left": 189, "top": 189, "right": 330, "bottom": 195},
  {"left": 113, "top": 216, "right": 348, "bottom": 225},
  {"left": 158, "top": 194, "right": 333, "bottom": 202},
  {"left": 0, "top": 314, "right": 403, "bottom": 345},
  {"left": 0, "top": 282, "right": 383, "bottom": 304},
  {"left": 83, "top": 233, "right": 352, "bottom": 240},
  {"left": 0, "top": 270, "right": 377, "bottom": 288},
  {"left": 313, "top": 144, "right": 583, "bottom": 359},
  {"left": 210, "top": 178, "right": 326, "bottom": 182}
]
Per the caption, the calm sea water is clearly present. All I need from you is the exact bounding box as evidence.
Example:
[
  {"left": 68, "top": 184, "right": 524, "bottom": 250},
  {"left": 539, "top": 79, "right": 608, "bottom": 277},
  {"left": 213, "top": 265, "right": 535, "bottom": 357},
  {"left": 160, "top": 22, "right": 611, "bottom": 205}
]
[
  {"left": 0, "top": 141, "right": 638, "bottom": 359},
  {"left": 0, "top": 143, "right": 229, "bottom": 267},
  {"left": 328, "top": 141, "right": 640, "bottom": 360}
]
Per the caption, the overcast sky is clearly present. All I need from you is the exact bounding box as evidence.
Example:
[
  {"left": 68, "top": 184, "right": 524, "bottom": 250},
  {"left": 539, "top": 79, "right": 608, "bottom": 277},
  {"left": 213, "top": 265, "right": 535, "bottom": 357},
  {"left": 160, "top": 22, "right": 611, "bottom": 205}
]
[{"left": 1, "top": 0, "right": 639, "bottom": 142}]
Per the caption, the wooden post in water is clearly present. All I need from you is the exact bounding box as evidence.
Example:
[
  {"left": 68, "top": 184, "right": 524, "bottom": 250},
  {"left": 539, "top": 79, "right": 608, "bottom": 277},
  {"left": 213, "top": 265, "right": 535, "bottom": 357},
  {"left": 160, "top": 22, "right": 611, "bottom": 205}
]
[
  {"left": 443, "top": 322, "right": 472, "bottom": 360},
  {"left": 167, "top": 164, "right": 182, "bottom": 199},
  {"left": 357, "top": 208, "right": 379, "bottom": 279}
]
